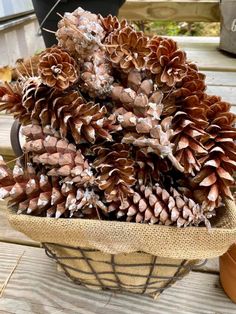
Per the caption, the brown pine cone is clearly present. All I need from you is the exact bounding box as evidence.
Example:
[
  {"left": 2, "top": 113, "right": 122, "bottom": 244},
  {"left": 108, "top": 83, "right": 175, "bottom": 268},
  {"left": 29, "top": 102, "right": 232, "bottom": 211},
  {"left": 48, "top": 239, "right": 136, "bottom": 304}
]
[
  {"left": 135, "top": 149, "right": 169, "bottom": 186},
  {"left": 192, "top": 95, "right": 236, "bottom": 209},
  {"left": 0, "top": 82, "right": 30, "bottom": 123},
  {"left": 56, "top": 7, "right": 105, "bottom": 60},
  {"left": 172, "top": 110, "right": 208, "bottom": 176},
  {"left": 147, "top": 36, "right": 187, "bottom": 87},
  {"left": 106, "top": 26, "right": 150, "bottom": 72},
  {"left": 38, "top": 47, "right": 78, "bottom": 90},
  {"left": 108, "top": 184, "right": 210, "bottom": 227},
  {"left": 99, "top": 14, "right": 128, "bottom": 35},
  {"left": 162, "top": 63, "right": 206, "bottom": 117},
  {"left": 93, "top": 143, "right": 136, "bottom": 202},
  {"left": 0, "top": 157, "right": 103, "bottom": 219},
  {"left": 18, "top": 85, "right": 121, "bottom": 143}
]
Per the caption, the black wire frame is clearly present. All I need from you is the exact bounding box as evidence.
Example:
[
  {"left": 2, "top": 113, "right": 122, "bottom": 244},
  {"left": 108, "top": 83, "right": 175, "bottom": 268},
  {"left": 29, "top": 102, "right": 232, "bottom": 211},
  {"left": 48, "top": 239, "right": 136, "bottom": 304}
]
[{"left": 42, "top": 242, "right": 207, "bottom": 297}]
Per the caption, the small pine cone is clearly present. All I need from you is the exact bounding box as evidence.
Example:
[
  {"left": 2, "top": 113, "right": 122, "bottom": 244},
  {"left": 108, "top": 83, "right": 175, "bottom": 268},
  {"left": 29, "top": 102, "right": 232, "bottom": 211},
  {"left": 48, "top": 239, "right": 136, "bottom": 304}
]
[
  {"left": 108, "top": 184, "right": 210, "bottom": 227},
  {"left": 123, "top": 117, "right": 184, "bottom": 172},
  {"left": 93, "top": 143, "right": 136, "bottom": 202},
  {"left": 99, "top": 14, "right": 128, "bottom": 35},
  {"left": 80, "top": 49, "right": 114, "bottom": 98},
  {"left": 147, "top": 36, "right": 187, "bottom": 87},
  {"left": 106, "top": 26, "right": 150, "bottom": 72},
  {"left": 38, "top": 47, "right": 78, "bottom": 90},
  {"left": 56, "top": 7, "right": 105, "bottom": 60}
]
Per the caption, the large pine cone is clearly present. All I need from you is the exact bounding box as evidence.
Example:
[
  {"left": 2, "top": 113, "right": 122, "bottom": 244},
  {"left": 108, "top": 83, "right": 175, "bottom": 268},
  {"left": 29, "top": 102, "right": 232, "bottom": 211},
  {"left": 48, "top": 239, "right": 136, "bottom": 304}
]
[{"left": 108, "top": 184, "right": 210, "bottom": 227}]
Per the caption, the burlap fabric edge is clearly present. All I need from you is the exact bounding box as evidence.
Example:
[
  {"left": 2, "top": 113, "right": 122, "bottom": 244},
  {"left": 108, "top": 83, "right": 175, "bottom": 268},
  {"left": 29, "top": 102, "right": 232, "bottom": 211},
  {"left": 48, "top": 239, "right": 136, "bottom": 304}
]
[{"left": 7, "top": 198, "right": 236, "bottom": 260}]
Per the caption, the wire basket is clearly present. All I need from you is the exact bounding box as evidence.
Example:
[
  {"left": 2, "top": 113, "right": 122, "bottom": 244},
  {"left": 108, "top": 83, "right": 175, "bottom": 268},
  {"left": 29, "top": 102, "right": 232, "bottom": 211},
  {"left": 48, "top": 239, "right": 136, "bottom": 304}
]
[{"left": 42, "top": 242, "right": 206, "bottom": 298}]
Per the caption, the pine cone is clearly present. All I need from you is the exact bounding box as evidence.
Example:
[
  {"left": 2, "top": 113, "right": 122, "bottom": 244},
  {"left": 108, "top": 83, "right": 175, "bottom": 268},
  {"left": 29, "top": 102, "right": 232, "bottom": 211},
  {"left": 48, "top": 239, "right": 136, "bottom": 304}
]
[
  {"left": 135, "top": 149, "right": 169, "bottom": 186},
  {"left": 108, "top": 184, "right": 210, "bottom": 227},
  {"left": 106, "top": 26, "right": 150, "bottom": 72},
  {"left": 111, "top": 69, "right": 163, "bottom": 117},
  {"left": 38, "top": 47, "right": 78, "bottom": 90},
  {"left": 56, "top": 7, "right": 105, "bottom": 60},
  {"left": 0, "top": 157, "right": 104, "bottom": 219},
  {"left": 12, "top": 54, "right": 40, "bottom": 80},
  {"left": 0, "top": 82, "right": 29, "bottom": 122},
  {"left": 93, "top": 143, "right": 136, "bottom": 202},
  {"left": 80, "top": 49, "right": 114, "bottom": 98},
  {"left": 22, "top": 126, "right": 95, "bottom": 186},
  {"left": 123, "top": 117, "right": 184, "bottom": 172},
  {"left": 172, "top": 110, "right": 208, "bottom": 176},
  {"left": 162, "top": 63, "right": 206, "bottom": 116},
  {"left": 99, "top": 14, "right": 128, "bottom": 35},
  {"left": 16, "top": 84, "right": 120, "bottom": 143},
  {"left": 192, "top": 95, "right": 236, "bottom": 209},
  {"left": 147, "top": 36, "right": 187, "bottom": 87}
]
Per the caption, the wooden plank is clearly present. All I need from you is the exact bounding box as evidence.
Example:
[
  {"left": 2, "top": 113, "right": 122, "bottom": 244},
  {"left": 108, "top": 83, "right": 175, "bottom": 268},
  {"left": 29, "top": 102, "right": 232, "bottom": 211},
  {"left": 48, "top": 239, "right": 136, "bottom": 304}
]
[
  {"left": 171, "top": 37, "right": 236, "bottom": 72},
  {"left": 205, "top": 71, "right": 236, "bottom": 87},
  {"left": 0, "top": 242, "right": 235, "bottom": 314},
  {"left": 0, "top": 201, "right": 38, "bottom": 246},
  {"left": 186, "top": 50, "right": 236, "bottom": 72},
  {"left": 119, "top": 0, "right": 220, "bottom": 22}
]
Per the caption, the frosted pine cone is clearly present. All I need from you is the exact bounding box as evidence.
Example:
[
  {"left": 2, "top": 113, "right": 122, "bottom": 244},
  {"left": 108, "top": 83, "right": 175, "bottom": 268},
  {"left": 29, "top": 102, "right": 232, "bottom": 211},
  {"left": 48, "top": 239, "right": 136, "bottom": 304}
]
[
  {"left": 123, "top": 117, "right": 184, "bottom": 172},
  {"left": 38, "top": 47, "right": 78, "bottom": 90},
  {"left": 56, "top": 7, "right": 105, "bottom": 60},
  {"left": 80, "top": 49, "right": 114, "bottom": 98},
  {"left": 111, "top": 69, "right": 163, "bottom": 117},
  {"left": 22, "top": 126, "right": 95, "bottom": 186}
]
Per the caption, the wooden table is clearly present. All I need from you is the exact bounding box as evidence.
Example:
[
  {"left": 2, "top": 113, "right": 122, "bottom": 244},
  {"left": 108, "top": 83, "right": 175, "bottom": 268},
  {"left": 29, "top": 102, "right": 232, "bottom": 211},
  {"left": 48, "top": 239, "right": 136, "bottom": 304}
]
[{"left": 0, "top": 36, "right": 236, "bottom": 313}]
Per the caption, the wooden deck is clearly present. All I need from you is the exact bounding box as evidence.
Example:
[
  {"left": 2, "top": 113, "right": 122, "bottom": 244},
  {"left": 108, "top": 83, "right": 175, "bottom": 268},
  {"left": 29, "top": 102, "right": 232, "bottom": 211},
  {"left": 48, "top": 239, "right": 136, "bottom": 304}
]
[{"left": 0, "top": 36, "right": 236, "bottom": 313}]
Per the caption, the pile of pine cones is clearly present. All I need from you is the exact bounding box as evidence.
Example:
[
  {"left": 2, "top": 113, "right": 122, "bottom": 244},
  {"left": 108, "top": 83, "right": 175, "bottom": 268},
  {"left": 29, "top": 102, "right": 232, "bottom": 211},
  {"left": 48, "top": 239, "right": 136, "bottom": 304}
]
[{"left": 0, "top": 8, "right": 235, "bottom": 228}]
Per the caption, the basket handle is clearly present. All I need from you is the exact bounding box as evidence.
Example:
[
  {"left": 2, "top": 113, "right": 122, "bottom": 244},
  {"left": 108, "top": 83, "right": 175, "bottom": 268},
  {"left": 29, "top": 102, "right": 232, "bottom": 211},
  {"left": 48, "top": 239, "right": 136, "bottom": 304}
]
[{"left": 10, "top": 120, "right": 23, "bottom": 157}]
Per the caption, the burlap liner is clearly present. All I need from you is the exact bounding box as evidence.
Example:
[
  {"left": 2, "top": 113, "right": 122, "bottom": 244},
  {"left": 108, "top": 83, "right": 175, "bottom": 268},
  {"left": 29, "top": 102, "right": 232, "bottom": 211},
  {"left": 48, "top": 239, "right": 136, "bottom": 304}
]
[{"left": 7, "top": 198, "right": 236, "bottom": 259}]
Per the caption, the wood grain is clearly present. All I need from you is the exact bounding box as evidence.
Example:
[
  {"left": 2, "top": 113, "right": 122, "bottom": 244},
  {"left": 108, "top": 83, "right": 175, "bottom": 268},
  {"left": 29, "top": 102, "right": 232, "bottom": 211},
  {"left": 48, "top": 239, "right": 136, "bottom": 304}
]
[
  {"left": 0, "top": 201, "right": 37, "bottom": 246},
  {"left": 119, "top": 0, "right": 220, "bottom": 22},
  {"left": 0, "top": 242, "right": 235, "bottom": 314}
]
